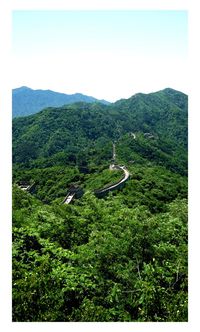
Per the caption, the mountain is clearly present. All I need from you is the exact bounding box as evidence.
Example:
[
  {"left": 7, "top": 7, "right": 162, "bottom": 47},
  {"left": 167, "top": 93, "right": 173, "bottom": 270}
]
[
  {"left": 13, "top": 88, "right": 187, "bottom": 172},
  {"left": 12, "top": 87, "right": 188, "bottom": 322},
  {"left": 12, "top": 86, "right": 110, "bottom": 118}
]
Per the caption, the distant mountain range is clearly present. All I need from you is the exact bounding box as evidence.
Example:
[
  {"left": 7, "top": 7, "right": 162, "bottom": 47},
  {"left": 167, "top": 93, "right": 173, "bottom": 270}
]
[
  {"left": 12, "top": 86, "right": 110, "bottom": 118},
  {"left": 13, "top": 87, "right": 187, "bottom": 175}
]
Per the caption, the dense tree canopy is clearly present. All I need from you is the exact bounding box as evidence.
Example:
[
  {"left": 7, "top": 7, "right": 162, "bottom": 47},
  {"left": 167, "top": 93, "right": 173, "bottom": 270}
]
[{"left": 12, "top": 88, "right": 188, "bottom": 321}]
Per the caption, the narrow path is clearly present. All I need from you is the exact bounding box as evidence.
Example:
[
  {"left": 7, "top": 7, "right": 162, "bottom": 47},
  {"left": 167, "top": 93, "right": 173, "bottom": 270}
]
[
  {"left": 63, "top": 192, "right": 75, "bottom": 204},
  {"left": 17, "top": 142, "right": 130, "bottom": 204},
  {"left": 113, "top": 142, "right": 116, "bottom": 160},
  {"left": 18, "top": 182, "right": 35, "bottom": 192},
  {"left": 94, "top": 165, "right": 130, "bottom": 197},
  {"left": 63, "top": 142, "right": 130, "bottom": 202},
  {"left": 131, "top": 132, "right": 136, "bottom": 139}
]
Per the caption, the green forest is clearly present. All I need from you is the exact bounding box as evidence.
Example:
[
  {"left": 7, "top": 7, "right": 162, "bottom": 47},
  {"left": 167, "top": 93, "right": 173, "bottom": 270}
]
[{"left": 12, "top": 88, "right": 188, "bottom": 322}]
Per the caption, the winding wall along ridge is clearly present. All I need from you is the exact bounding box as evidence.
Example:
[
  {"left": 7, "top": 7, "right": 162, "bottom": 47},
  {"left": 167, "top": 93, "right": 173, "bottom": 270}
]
[{"left": 94, "top": 165, "right": 130, "bottom": 198}]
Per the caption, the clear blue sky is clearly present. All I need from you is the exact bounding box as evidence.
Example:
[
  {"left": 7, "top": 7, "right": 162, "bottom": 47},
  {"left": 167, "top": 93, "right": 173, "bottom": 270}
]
[{"left": 12, "top": 10, "right": 187, "bottom": 101}]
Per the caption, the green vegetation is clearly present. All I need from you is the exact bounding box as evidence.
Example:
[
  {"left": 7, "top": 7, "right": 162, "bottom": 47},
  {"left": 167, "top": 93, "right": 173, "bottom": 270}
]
[
  {"left": 13, "top": 186, "right": 187, "bottom": 322},
  {"left": 12, "top": 86, "right": 110, "bottom": 118},
  {"left": 12, "top": 88, "right": 188, "bottom": 321}
]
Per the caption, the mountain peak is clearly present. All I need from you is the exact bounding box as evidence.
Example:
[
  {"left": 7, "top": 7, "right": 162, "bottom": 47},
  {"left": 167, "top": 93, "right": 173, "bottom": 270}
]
[
  {"left": 160, "top": 87, "right": 187, "bottom": 96},
  {"left": 13, "top": 86, "right": 32, "bottom": 93},
  {"left": 12, "top": 87, "right": 110, "bottom": 117}
]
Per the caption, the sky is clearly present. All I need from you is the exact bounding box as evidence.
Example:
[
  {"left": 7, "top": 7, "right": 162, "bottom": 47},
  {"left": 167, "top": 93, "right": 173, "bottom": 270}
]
[
  {"left": 12, "top": 10, "right": 188, "bottom": 102},
  {"left": 1, "top": 2, "right": 200, "bottom": 332}
]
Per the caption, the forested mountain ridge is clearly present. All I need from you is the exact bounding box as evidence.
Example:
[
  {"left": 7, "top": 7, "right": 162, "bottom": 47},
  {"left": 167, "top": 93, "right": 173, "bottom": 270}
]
[
  {"left": 12, "top": 86, "right": 110, "bottom": 118},
  {"left": 113, "top": 88, "right": 187, "bottom": 145},
  {"left": 13, "top": 88, "right": 187, "bottom": 175},
  {"left": 12, "top": 88, "right": 188, "bottom": 322}
]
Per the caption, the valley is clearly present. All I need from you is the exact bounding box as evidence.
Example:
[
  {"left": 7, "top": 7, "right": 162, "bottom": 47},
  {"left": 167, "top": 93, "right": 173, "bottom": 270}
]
[{"left": 12, "top": 88, "right": 188, "bottom": 322}]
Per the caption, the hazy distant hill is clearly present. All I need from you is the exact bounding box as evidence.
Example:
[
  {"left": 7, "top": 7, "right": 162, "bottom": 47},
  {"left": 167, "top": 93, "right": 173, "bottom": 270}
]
[
  {"left": 12, "top": 87, "right": 188, "bottom": 322},
  {"left": 12, "top": 86, "right": 110, "bottom": 118},
  {"left": 13, "top": 87, "right": 187, "bottom": 175}
]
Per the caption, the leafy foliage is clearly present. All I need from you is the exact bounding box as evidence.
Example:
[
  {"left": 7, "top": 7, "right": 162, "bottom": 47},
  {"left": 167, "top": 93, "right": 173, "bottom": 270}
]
[
  {"left": 12, "top": 88, "right": 188, "bottom": 321},
  {"left": 13, "top": 187, "right": 187, "bottom": 321},
  {"left": 13, "top": 88, "right": 187, "bottom": 173},
  {"left": 12, "top": 86, "right": 110, "bottom": 118}
]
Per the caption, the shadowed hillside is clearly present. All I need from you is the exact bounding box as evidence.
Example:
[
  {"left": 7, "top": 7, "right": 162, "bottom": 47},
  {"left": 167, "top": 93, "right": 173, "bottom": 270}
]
[
  {"left": 12, "top": 88, "right": 188, "bottom": 322},
  {"left": 12, "top": 86, "right": 110, "bottom": 118}
]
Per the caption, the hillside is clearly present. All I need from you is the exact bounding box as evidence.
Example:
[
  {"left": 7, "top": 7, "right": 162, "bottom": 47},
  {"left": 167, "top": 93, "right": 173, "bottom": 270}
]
[
  {"left": 12, "top": 88, "right": 188, "bottom": 322},
  {"left": 12, "top": 86, "right": 110, "bottom": 118},
  {"left": 13, "top": 88, "right": 187, "bottom": 175}
]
